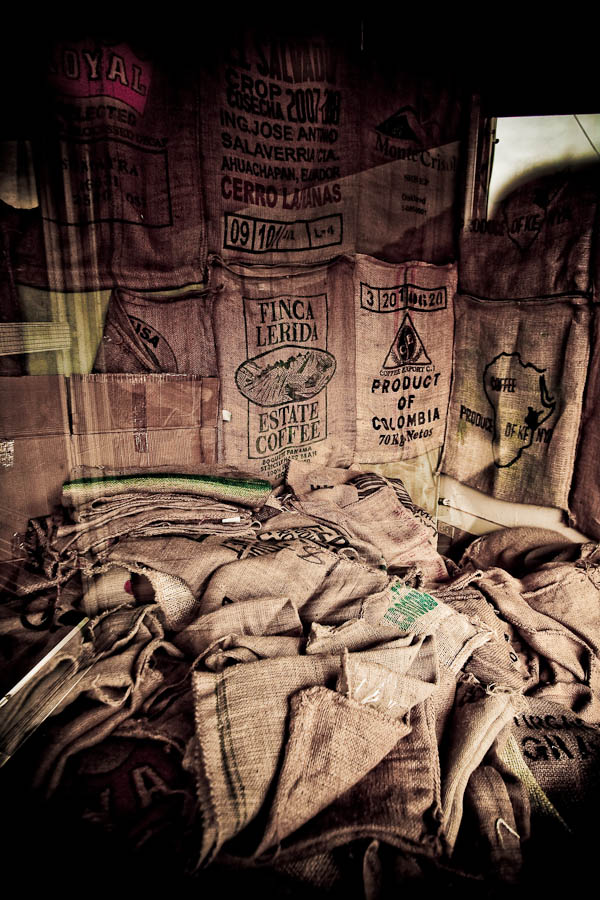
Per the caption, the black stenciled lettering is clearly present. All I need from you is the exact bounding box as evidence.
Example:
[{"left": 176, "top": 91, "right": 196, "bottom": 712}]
[
  {"left": 544, "top": 734, "right": 574, "bottom": 760},
  {"left": 522, "top": 735, "right": 548, "bottom": 761}
]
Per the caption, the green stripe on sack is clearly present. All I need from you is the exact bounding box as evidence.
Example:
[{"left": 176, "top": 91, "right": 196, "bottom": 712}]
[
  {"left": 499, "top": 734, "right": 572, "bottom": 833},
  {"left": 215, "top": 672, "right": 247, "bottom": 829},
  {"left": 63, "top": 474, "right": 272, "bottom": 504}
]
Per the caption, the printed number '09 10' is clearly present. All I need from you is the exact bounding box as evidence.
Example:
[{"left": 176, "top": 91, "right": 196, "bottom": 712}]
[{"left": 229, "top": 217, "right": 251, "bottom": 246}]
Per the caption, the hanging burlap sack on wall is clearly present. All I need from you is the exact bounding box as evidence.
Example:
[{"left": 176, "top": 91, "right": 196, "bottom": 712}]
[
  {"left": 210, "top": 255, "right": 356, "bottom": 482},
  {"left": 199, "top": 26, "right": 465, "bottom": 268},
  {"left": 15, "top": 39, "right": 205, "bottom": 291},
  {"left": 440, "top": 294, "right": 590, "bottom": 508},
  {"left": 353, "top": 255, "right": 455, "bottom": 462},
  {"left": 357, "top": 61, "right": 464, "bottom": 264},
  {"left": 570, "top": 308, "right": 600, "bottom": 539},
  {"left": 460, "top": 166, "right": 597, "bottom": 300},
  {"left": 93, "top": 287, "right": 216, "bottom": 375},
  {"left": 199, "top": 25, "right": 359, "bottom": 265}
]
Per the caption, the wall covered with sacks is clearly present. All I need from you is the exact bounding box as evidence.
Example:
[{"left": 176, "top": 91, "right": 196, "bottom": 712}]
[
  {"left": 1, "top": 24, "right": 599, "bottom": 552},
  {"left": 3, "top": 21, "right": 600, "bottom": 898}
]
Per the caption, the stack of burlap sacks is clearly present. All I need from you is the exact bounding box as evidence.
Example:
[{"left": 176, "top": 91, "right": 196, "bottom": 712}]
[{"left": 1, "top": 463, "right": 599, "bottom": 897}]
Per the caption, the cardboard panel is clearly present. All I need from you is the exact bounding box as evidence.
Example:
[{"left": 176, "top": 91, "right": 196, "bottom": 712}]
[
  {"left": 0, "top": 375, "right": 69, "bottom": 437},
  {"left": 69, "top": 374, "right": 219, "bottom": 434},
  {"left": 71, "top": 427, "right": 216, "bottom": 471},
  {"left": 0, "top": 434, "right": 72, "bottom": 558}
]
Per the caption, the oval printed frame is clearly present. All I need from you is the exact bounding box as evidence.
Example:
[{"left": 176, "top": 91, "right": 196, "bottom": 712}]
[{"left": 235, "top": 345, "right": 336, "bottom": 407}]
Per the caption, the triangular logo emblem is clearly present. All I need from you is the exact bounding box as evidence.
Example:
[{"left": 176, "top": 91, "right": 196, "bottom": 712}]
[
  {"left": 375, "top": 105, "right": 421, "bottom": 142},
  {"left": 383, "top": 313, "right": 431, "bottom": 368}
]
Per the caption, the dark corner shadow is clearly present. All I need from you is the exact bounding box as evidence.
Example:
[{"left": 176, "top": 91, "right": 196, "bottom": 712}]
[{"left": 490, "top": 156, "right": 600, "bottom": 214}]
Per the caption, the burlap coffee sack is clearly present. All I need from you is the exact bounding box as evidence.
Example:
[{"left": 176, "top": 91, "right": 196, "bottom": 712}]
[
  {"left": 362, "top": 578, "right": 492, "bottom": 676},
  {"left": 435, "top": 575, "right": 530, "bottom": 691},
  {"left": 253, "top": 686, "right": 414, "bottom": 855},
  {"left": 462, "top": 765, "right": 524, "bottom": 883},
  {"left": 109, "top": 524, "right": 385, "bottom": 629},
  {"left": 508, "top": 697, "right": 600, "bottom": 830},
  {"left": 269, "top": 696, "right": 443, "bottom": 861},
  {"left": 200, "top": 25, "right": 359, "bottom": 265},
  {"left": 198, "top": 542, "right": 388, "bottom": 626},
  {"left": 459, "top": 526, "right": 579, "bottom": 575},
  {"left": 53, "top": 498, "right": 256, "bottom": 559},
  {"left": 571, "top": 308, "right": 600, "bottom": 540},
  {"left": 209, "top": 255, "right": 356, "bottom": 482},
  {"left": 460, "top": 166, "right": 596, "bottom": 300},
  {"left": 242, "top": 637, "right": 438, "bottom": 860},
  {"left": 52, "top": 732, "right": 198, "bottom": 861},
  {"left": 440, "top": 679, "right": 518, "bottom": 850},
  {"left": 476, "top": 567, "right": 600, "bottom": 720},
  {"left": 190, "top": 655, "right": 347, "bottom": 865},
  {"left": 201, "top": 635, "right": 305, "bottom": 671},
  {"left": 440, "top": 294, "right": 590, "bottom": 509},
  {"left": 353, "top": 256, "right": 455, "bottom": 462},
  {"left": 294, "top": 485, "right": 447, "bottom": 582},
  {"left": 175, "top": 596, "right": 302, "bottom": 659},
  {"left": 286, "top": 462, "right": 437, "bottom": 538},
  {"left": 306, "top": 619, "right": 422, "bottom": 656},
  {"left": 80, "top": 567, "right": 133, "bottom": 617},
  {"left": 356, "top": 452, "right": 441, "bottom": 536},
  {"left": 284, "top": 460, "right": 364, "bottom": 506},
  {"left": 61, "top": 493, "right": 254, "bottom": 530},
  {"left": 32, "top": 603, "right": 183, "bottom": 794},
  {"left": 517, "top": 543, "right": 600, "bottom": 660},
  {"left": 93, "top": 287, "right": 216, "bottom": 375},
  {"left": 348, "top": 468, "right": 437, "bottom": 538},
  {"left": 107, "top": 535, "right": 238, "bottom": 600},
  {"left": 18, "top": 39, "right": 205, "bottom": 291},
  {"left": 253, "top": 505, "right": 387, "bottom": 569},
  {"left": 191, "top": 634, "right": 437, "bottom": 865},
  {"left": 107, "top": 533, "right": 322, "bottom": 632}
]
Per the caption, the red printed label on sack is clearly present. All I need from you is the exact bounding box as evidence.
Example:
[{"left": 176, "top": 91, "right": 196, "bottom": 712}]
[
  {"left": 45, "top": 40, "right": 174, "bottom": 228},
  {"left": 49, "top": 42, "right": 151, "bottom": 115},
  {"left": 238, "top": 293, "right": 333, "bottom": 477}
]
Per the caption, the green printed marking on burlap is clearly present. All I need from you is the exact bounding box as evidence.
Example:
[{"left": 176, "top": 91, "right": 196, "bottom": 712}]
[{"left": 383, "top": 582, "right": 438, "bottom": 631}]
